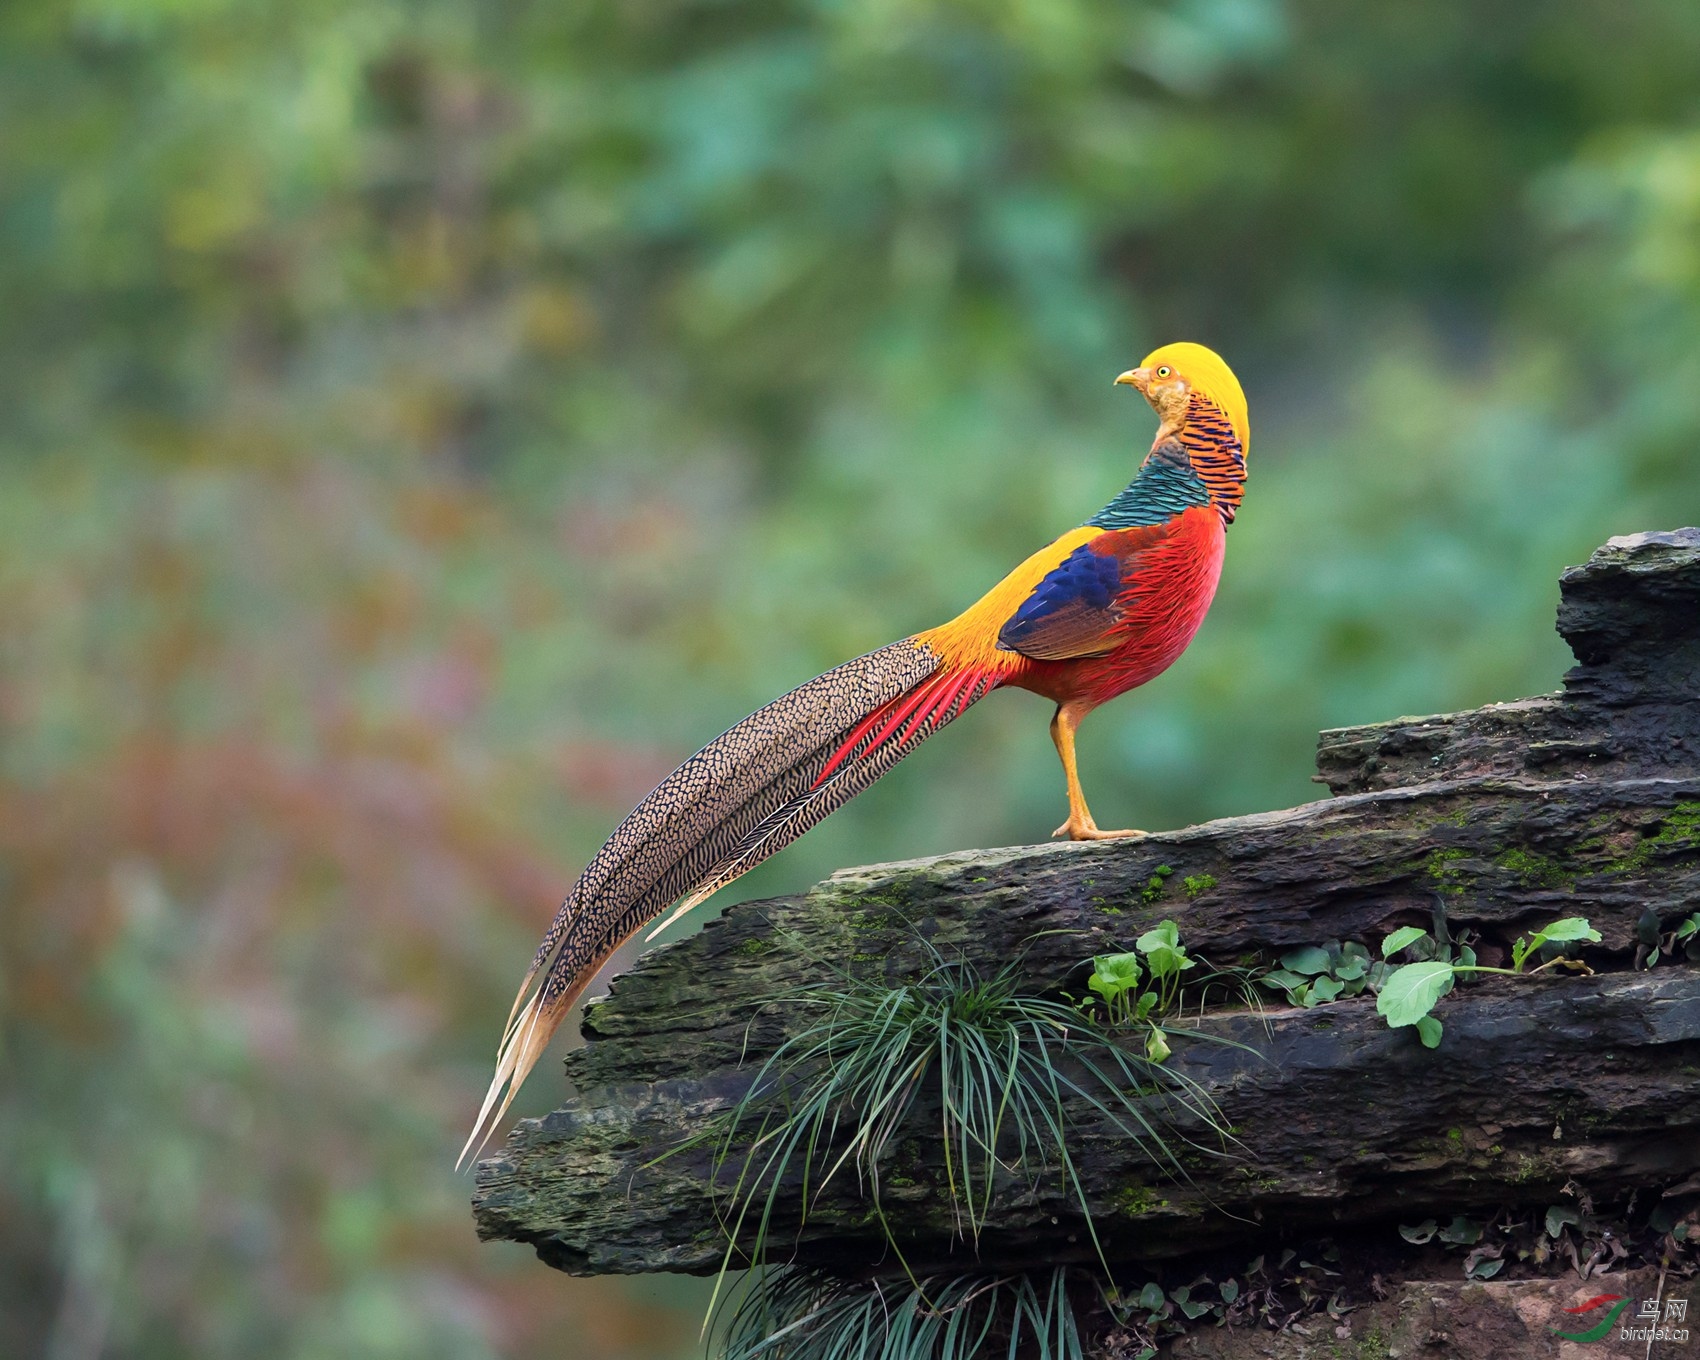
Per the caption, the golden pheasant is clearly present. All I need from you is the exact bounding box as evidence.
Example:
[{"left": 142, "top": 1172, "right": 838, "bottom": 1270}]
[{"left": 463, "top": 342, "right": 1247, "bottom": 1162}]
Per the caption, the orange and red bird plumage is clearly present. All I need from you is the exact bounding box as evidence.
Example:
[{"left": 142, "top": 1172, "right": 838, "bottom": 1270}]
[{"left": 462, "top": 342, "right": 1249, "bottom": 1162}]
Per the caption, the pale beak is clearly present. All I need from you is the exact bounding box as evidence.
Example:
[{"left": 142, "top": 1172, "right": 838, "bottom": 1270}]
[{"left": 1115, "top": 367, "right": 1151, "bottom": 391}]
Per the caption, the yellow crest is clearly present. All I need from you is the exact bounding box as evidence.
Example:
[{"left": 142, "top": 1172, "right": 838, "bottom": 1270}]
[{"left": 1140, "top": 342, "right": 1249, "bottom": 456}]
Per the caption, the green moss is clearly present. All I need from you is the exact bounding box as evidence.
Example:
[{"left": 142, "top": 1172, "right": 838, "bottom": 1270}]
[
  {"left": 737, "top": 937, "right": 774, "bottom": 956},
  {"left": 1424, "top": 848, "right": 1469, "bottom": 895},
  {"left": 1182, "top": 873, "right": 1217, "bottom": 898},
  {"left": 1494, "top": 847, "right": 1574, "bottom": 889},
  {"left": 1116, "top": 1183, "right": 1169, "bottom": 1216},
  {"left": 1610, "top": 800, "right": 1700, "bottom": 874},
  {"left": 848, "top": 906, "right": 904, "bottom": 931},
  {"left": 1139, "top": 864, "right": 1175, "bottom": 905}
]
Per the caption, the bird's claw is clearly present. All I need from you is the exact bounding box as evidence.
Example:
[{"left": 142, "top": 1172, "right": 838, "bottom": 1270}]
[{"left": 1052, "top": 819, "right": 1146, "bottom": 842}]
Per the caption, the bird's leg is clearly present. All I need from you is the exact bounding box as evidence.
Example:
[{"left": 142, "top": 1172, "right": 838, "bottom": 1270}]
[{"left": 1049, "top": 703, "right": 1144, "bottom": 841}]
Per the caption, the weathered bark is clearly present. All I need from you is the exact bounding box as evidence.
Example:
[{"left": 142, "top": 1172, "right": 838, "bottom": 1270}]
[{"left": 473, "top": 530, "right": 1700, "bottom": 1279}]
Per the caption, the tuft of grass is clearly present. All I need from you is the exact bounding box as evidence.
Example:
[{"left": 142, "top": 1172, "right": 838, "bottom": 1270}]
[
  {"left": 696, "top": 939, "right": 1235, "bottom": 1292},
  {"left": 718, "top": 1267, "right": 1086, "bottom": 1360}
]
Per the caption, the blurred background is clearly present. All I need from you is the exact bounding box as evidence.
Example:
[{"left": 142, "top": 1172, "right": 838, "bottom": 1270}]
[{"left": 3, "top": 0, "right": 1699, "bottom": 1355}]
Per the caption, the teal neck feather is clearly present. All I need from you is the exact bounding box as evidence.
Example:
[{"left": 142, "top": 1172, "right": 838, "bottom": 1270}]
[
  {"left": 1087, "top": 444, "right": 1209, "bottom": 529},
  {"left": 1090, "top": 393, "right": 1247, "bottom": 529}
]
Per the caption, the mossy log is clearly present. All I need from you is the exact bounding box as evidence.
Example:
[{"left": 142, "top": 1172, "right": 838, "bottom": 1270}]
[{"left": 473, "top": 530, "right": 1700, "bottom": 1278}]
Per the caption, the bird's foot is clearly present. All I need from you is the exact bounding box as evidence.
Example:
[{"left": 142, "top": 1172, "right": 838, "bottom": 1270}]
[{"left": 1052, "top": 818, "right": 1146, "bottom": 842}]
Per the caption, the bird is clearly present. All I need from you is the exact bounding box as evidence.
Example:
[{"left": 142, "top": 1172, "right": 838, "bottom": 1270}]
[{"left": 462, "top": 341, "right": 1247, "bottom": 1163}]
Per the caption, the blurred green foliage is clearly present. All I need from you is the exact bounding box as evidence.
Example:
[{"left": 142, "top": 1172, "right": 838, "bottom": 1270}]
[{"left": 2, "top": 0, "right": 1699, "bottom": 1356}]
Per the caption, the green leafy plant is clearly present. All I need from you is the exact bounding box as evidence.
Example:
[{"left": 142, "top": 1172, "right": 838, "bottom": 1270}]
[
  {"left": 1641, "top": 909, "right": 1700, "bottom": 967},
  {"left": 1257, "top": 940, "right": 1380, "bottom": 1008},
  {"left": 1381, "top": 919, "right": 1480, "bottom": 969},
  {"left": 1376, "top": 917, "right": 1601, "bottom": 1048},
  {"left": 718, "top": 1267, "right": 1086, "bottom": 1360},
  {"left": 1507, "top": 917, "right": 1599, "bottom": 971},
  {"left": 1085, "top": 952, "right": 1145, "bottom": 1026},
  {"left": 1081, "top": 920, "right": 1198, "bottom": 1061}
]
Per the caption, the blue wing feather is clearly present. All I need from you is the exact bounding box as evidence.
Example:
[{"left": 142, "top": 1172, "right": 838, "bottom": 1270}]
[{"left": 997, "top": 541, "right": 1125, "bottom": 659}]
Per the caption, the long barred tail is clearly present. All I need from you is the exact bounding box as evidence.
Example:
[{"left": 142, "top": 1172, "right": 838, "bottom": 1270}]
[{"left": 459, "top": 639, "right": 999, "bottom": 1165}]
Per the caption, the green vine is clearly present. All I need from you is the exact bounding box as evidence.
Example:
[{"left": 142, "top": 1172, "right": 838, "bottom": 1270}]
[{"left": 1375, "top": 917, "right": 1600, "bottom": 1048}]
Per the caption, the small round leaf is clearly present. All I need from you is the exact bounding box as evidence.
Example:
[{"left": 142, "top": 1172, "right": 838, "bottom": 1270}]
[{"left": 1280, "top": 945, "right": 1332, "bottom": 976}]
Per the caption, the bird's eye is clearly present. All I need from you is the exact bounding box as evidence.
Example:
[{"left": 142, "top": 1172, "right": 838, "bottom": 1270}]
[{"left": 1156, "top": 366, "right": 1172, "bottom": 378}]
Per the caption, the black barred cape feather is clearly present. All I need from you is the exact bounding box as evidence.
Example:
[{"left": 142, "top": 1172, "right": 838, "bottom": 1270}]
[{"left": 460, "top": 638, "right": 998, "bottom": 1164}]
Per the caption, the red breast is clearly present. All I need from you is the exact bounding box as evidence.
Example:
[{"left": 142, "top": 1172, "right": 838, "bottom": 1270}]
[{"left": 1012, "top": 506, "right": 1225, "bottom": 708}]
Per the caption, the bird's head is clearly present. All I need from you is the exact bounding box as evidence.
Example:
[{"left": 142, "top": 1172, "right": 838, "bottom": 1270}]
[{"left": 1116, "top": 342, "right": 1249, "bottom": 457}]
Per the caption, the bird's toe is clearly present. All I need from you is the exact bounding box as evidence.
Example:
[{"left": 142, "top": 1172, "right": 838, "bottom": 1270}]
[{"left": 1052, "top": 818, "right": 1146, "bottom": 841}]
